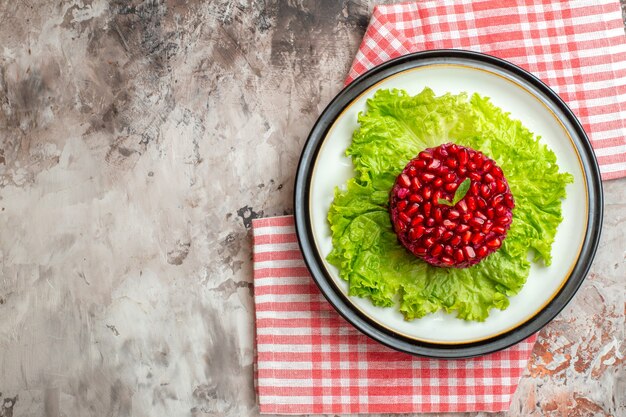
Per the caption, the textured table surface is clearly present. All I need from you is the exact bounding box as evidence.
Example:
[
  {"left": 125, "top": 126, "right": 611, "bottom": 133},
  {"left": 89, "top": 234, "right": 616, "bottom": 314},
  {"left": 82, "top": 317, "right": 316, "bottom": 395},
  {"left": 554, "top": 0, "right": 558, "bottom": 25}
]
[{"left": 0, "top": 1, "right": 624, "bottom": 416}]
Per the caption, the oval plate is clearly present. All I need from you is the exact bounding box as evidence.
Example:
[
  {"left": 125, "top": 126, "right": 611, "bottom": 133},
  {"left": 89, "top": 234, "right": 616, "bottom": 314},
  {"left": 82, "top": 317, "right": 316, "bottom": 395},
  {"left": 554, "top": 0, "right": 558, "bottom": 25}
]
[{"left": 294, "top": 50, "right": 603, "bottom": 358}]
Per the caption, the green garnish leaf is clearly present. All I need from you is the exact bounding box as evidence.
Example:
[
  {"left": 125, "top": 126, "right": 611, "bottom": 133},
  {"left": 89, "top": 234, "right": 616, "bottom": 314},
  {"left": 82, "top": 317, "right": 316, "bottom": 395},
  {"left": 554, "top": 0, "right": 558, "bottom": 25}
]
[
  {"left": 453, "top": 178, "right": 471, "bottom": 205},
  {"left": 438, "top": 178, "right": 471, "bottom": 206}
]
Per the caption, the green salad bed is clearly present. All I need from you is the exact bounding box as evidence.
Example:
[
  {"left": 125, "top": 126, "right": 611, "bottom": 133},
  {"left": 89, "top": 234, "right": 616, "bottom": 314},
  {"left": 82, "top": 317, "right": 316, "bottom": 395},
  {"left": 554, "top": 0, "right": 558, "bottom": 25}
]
[{"left": 327, "top": 88, "right": 573, "bottom": 321}]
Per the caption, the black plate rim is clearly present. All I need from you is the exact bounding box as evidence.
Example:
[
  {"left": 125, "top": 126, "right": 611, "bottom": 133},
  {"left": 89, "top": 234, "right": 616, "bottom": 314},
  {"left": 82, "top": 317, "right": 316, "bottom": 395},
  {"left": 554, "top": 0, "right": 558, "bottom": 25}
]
[{"left": 293, "top": 49, "right": 604, "bottom": 359}]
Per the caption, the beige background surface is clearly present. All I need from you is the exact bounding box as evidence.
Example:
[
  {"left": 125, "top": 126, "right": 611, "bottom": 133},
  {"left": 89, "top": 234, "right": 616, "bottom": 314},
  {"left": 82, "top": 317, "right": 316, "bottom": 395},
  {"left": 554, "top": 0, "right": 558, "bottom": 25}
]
[{"left": 0, "top": 1, "right": 624, "bottom": 416}]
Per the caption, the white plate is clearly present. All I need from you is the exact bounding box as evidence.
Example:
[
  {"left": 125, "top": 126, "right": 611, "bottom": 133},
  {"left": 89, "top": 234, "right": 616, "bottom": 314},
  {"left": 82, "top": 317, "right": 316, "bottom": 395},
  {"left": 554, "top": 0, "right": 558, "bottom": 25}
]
[{"left": 294, "top": 50, "right": 603, "bottom": 357}]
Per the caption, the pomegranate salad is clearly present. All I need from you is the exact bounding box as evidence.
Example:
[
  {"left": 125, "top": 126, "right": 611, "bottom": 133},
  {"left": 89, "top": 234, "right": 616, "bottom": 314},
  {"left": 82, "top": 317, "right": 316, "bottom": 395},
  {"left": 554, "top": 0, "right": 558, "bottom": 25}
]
[
  {"left": 389, "top": 143, "right": 515, "bottom": 268},
  {"left": 327, "top": 88, "right": 572, "bottom": 321}
]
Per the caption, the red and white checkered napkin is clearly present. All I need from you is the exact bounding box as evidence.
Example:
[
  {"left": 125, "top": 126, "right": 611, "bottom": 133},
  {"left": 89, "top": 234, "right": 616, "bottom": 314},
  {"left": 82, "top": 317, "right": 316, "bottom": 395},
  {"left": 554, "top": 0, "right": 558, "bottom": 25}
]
[
  {"left": 348, "top": 0, "right": 626, "bottom": 180},
  {"left": 253, "top": 216, "right": 536, "bottom": 414}
]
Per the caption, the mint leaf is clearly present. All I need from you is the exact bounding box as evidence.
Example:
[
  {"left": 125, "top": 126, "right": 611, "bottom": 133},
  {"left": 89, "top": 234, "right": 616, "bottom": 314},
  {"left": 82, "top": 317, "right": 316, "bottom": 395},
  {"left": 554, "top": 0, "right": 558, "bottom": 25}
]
[
  {"left": 437, "top": 178, "right": 471, "bottom": 206},
  {"left": 453, "top": 178, "right": 471, "bottom": 205}
]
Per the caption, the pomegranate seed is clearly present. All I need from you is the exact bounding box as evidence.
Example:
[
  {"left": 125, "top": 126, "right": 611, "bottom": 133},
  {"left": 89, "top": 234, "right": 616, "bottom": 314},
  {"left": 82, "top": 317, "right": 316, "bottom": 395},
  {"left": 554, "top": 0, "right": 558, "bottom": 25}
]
[
  {"left": 486, "top": 237, "right": 501, "bottom": 248},
  {"left": 504, "top": 194, "right": 515, "bottom": 208},
  {"left": 432, "top": 190, "right": 443, "bottom": 203},
  {"left": 486, "top": 208, "right": 495, "bottom": 219},
  {"left": 445, "top": 158, "right": 458, "bottom": 168},
  {"left": 466, "top": 196, "right": 476, "bottom": 211},
  {"left": 477, "top": 197, "right": 487, "bottom": 209},
  {"left": 423, "top": 237, "right": 435, "bottom": 248},
  {"left": 421, "top": 173, "right": 435, "bottom": 183},
  {"left": 476, "top": 246, "right": 488, "bottom": 257},
  {"left": 396, "top": 220, "right": 407, "bottom": 233},
  {"left": 475, "top": 211, "right": 487, "bottom": 220},
  {"left": 426, "top": 218, "right": 435, "bottom": 227},
  {"left": 496, "top": 180, "right": 507, "bottom": 193},
  {"left": 469, "top": 217, "right": 485, "bottom": 228},
  {"left": 397, "top": 188, "right": 408, "bottom": 199},
  {"left": 470, "top": 182, "right": 480, "bottom": 196},
  {"left": 468, "top": 162, "right": 477, "bottom": 171},
  {"left": 443, "top": 219, "right": 456, "bottom": 229},
  {"left": 457, "top": 200, "right": 468, "bottom": 213},
  {"left": 456, "top": 224, "right": 470, "bottom": 233},
  {"left": 411, "top": 176, "right": 421, "bottom": 191},
  {"left": 422, "top": 187, "right": 432, "bottom": 199},
  {"left": 450, "top": 235, "right": 462, "bottom": 246},
  {"left": 434, "top": 208, "right": 443, "bottom": 223},
  {"left": 436, "top": 147, "right": 449, "bottom": 158},
  {"left": 462, "top": 230, "right": 472, "bottom": 243},
  {"left": 411, "top": 215, "right": 425, "bottom": 226},
  {"left": 462, "top": 213, "right": 472, "bottom": 222},
  {"left": 491, "top": 165, "right": 503, "bottom": 177},
  {"left": 428, "top": 159, "right": 441, "bottom": 169},
  {"left": 482, "top": 221, "right": 493, "bottom": 233},
  {"left": 442, "top": 230, "right": 454, "bottom": 241},
  {"left": 497, "top": 215, "right": 512, "bottom": 226},
  {"left": 419, "top": 151, "right": 433, "bottom": 161},
  {"left": 492, "top": 226, "right": 506, "bottom": 234},
  {"left": 471, "top": 232, "right": 485, "bottom": 245},
  {"left": 432, "top": 227, "right": 444, "bottom": 239},
  {"left": 484, "top": 173, "right": 495, "bottom": 183},
  {"left": 399, "top": 174, "right": 411, "bottom": 187},
  {"left": 481, "top": 184, "right": 492, "bottom": 198},
  {"left": 495, "top": 205, "right": 507, "bottom": 217},
  {"left": 433, "top": 178, "right": 443, "bottom": 188},
  {"left": 492, "top": 194, "right": 504, "bottom": 206},
  {"left": 409, "top": 226, "right": 425, "bottom": 240},
  {"left": 458, "top": 149, "right": 468, "bottom": 165},
  {"left": 405, "top": 203, "right": 419, "bottom": 216},
  {"left": 445, "top": 182, "right": 458, "bottom": 192},
  {"left": 447, "top": 210, "right": 460, "bottom": 220},
  {"left": 409, "top": 193, "right": 423, "bottom": 203},
  {"left": 454, "top": 249, "right": 465, "bottom": 263},
  {"left": 415, "top": 247, "right": 427, "bottom": 256},
  {"left": 431, "top": 244, "right": 443, "bottom": 257},
  {"left": 441, "top": 256, "right": 454, "bottom": 265},
  {"left": 397, "top": 200, "right": 408, "bottom": 211},
  {"left": 444, "top": 245, "right": 454, "bottom": 256},
  {"left": 415, "top": 159, "right": 427, "bottom": 169},
  {"left": 444, "top": 172, "right": 456, "bottom": 182},
  {"left": 483, "top": 161, "right": 493, "bottom": 172},
  {"left": 469, "top": 172, "right": 481, "bottom": 182},
  {"left": 399, "top": 212, "right": 411, "bottom": 223},
  {"left": 449, "top": 144, "right": 458, "bottom": 153},
  {"left": 408, "top": 166, "right": 417, "bottom": 176},
  {"left": 464, "top": 246, "right": 476, "bottom": 259},
  {"left": 423, "top": 202, "right": 432, "bottom": 217}
]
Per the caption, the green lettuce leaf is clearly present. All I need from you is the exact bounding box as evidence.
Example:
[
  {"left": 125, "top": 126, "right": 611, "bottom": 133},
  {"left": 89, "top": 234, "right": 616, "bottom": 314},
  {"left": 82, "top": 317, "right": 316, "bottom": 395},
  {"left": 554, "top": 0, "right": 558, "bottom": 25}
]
[{"left": 327, "top": 88, "right": 573, "bottom": 321}]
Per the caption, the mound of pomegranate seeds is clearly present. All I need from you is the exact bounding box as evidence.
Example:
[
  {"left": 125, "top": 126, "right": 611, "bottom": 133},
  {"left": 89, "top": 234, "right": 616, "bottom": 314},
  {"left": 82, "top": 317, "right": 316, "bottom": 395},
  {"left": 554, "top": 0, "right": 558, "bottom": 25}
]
[{"left": 389, "top": 143, "right": 514, "bottom": 268}]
